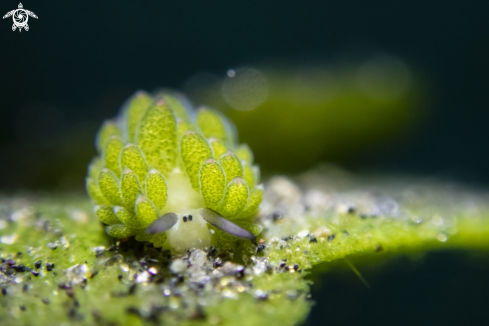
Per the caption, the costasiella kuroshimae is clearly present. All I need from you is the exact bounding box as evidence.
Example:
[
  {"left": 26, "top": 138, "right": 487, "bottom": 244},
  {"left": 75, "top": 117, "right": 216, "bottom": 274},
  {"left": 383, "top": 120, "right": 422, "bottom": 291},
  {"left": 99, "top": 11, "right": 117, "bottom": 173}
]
[{"left": 86, "top": 90, "right": 263, "bottom": 253}]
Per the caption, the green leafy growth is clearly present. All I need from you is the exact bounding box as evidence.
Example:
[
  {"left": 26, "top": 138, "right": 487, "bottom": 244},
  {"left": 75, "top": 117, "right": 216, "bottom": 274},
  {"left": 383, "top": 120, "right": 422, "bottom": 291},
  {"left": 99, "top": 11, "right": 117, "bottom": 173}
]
[
  {"left": 120, "top": 144, "right": 149, "bottom": 183},
  {"left": 137, "top": 101, "right": 177, "bottom": 175},
  {"left": 134, "top": 194, "right": 159, "bottom": 228},
  {"left": 235, "top": 144, "right": 254, "bottom": 165},
  {"left": 208, "top": 138, "right": 228, "bottom": 159},
  {"left": 145, "top": 169, "right": 168, "bottom": 211},
  {"left": 199, "top": 158, "right": 226, "bottom": 209},
  {"left": 96, "top": 120, "right": 123, "bottom": 153},
  {"left": 219, "top": 153, "right": 244, "bottom": 182},
  {"left": 94, "top": 205, "right": 120, "bottom": 225},
  {"left": 123, "top": 91, "right": 153, "bottom": 143},
  {"left": 196, "top": 107, "right": 228, "bottom": 141},
  {"left": 180, "top": 131, "right": 213, "bottom": 189},
  {"left": 218, "top": 177, "right": 249, "bottom": 218},
  {"left": 98, "top": 169, "right": 124, "bottom": 206},
  {"left": 120, "top": 169, "right": 143, "bottom": 211},
  {"left": 103, "top": 136, "right": 123, "bottom": 175}
]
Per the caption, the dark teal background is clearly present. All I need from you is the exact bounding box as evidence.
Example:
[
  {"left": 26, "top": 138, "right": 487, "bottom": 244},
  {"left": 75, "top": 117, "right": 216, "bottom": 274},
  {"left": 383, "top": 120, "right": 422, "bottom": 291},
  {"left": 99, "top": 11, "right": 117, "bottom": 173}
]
[{"left": 1, "top": 1, "right": 489, "bottom": 189}]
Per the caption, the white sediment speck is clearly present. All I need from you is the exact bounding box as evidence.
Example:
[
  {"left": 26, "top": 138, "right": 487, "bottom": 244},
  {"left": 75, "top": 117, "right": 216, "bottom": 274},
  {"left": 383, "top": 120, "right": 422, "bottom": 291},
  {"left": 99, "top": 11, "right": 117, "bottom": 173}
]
[
  {"left": 170, "top": 259, "right": 187, "bottom": 274},
  {"left": 0, "top": 234, "right": 18, "bottom": 244}
]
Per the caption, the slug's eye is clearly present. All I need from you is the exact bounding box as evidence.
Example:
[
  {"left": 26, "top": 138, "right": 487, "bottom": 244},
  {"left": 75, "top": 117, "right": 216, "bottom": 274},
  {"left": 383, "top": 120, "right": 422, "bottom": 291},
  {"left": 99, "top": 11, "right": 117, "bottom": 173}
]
[
  {"left": 188, "top": 215, "right": 193, "bottom": 221},
  {"left": 200, "top": 208, "right": 256, "bottom": 241},
  {"left": 146, "top": 213, "right": 178, "bottom": 234}
]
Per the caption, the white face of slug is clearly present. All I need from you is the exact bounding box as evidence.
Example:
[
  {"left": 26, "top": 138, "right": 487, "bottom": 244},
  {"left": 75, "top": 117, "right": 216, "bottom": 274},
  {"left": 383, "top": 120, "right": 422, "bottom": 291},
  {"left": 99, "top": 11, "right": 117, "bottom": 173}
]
[
  {"left": 167, "top": 209, "right": 211, "bottom": 253},
  {"left": 160, "top": 170, "right": 210, "bottom": 253},
  {"left": 164, "top": 169, "right": 204, "bottom": 213}
]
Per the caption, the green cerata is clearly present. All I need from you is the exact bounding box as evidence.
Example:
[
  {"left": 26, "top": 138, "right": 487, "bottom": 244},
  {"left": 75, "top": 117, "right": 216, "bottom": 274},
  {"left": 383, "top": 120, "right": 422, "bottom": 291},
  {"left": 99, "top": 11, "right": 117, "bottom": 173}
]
[{"left": 86, "top": 91, "right": 263, "bottom": 253}]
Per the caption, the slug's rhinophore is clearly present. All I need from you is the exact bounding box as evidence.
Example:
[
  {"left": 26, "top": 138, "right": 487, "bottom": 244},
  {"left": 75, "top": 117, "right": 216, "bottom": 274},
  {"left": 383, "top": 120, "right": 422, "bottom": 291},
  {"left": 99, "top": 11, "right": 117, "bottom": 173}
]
[{"left": 86, "top": 91, "right": 263, "bottom": 253}]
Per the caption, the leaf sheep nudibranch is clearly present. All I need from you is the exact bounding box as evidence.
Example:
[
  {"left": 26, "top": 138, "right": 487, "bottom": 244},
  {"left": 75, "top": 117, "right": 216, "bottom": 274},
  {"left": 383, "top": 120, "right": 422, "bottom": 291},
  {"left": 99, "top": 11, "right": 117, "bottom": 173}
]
[{"left": 86, "top": 91, "right": 263, "bottom": 253}]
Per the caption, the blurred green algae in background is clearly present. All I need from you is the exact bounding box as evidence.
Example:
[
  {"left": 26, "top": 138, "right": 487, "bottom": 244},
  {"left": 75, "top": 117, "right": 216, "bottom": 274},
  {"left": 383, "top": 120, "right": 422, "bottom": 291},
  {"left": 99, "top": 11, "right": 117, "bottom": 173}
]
[{"left": 184, "top": 55, "right": 427, "bottom": 174}]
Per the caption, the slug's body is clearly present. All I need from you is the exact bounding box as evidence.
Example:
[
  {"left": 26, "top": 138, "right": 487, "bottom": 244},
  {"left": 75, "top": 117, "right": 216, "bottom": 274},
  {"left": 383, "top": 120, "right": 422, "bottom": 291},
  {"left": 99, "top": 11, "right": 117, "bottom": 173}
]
[{"left": 86, "top": 91, "right": 262, "bottom": 253}]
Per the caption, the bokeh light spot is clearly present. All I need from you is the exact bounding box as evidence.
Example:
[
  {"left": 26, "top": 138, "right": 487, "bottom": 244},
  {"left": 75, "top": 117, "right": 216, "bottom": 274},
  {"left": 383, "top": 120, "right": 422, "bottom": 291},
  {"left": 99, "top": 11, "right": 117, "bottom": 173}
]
[{"left": 222, "top": 68, "right": 268, "bottom": 111}]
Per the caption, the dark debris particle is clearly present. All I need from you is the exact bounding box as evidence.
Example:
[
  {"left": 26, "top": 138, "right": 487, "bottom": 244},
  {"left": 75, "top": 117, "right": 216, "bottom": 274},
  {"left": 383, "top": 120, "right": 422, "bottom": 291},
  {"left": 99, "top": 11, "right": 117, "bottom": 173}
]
[
  {"left": 95, "top": 249, "right": 105, "bottom": 258},
  {"left": 2, "top": 288, "right": 6, "bottom": 296},
  {"left": 207, "top": 246, "right": 217, "bottom": 257},
  {"left": 43, "top": 220, "right": 50, "bottom": 232},
  {"left": 327, "top": 234, "right": 336, "bottom": 242},
  {"left": 347, "top": 206, "right": 356, "bottom": 214},
  {"left": 90, "top": 270, "right": 99, "bottom": 278},
  {"left": 107, "top": 254, "right": 124, "bottom": 265},
  {"left": 375, "top": 244, "right": 384, "bottom": 253},
  {"left": 65, "top": 288, "right": 75, "bottom": 298},
  {"left": 42, "top": 298, "right": 50, "bottom": 304},
  {"left": 236, "top": 266, "right": 245, "bottom": 279},
  {"left": 47, "top": 242, "right": 58, "bottom": 250},
  {"left": 17, "top": 252, "right": 22, "bottom": 256},
  {"left": 118, "top": 274, "right": 123, "bottom": 281},
  {"left": 128, "top": 283, "right": 137, "bottom": 295},
  {"left": 281, "top": 236, "right": 293, "bottom": 241},
  {"left": 19, "top": 305, "right": 26, "bottom": 311},
  {"left": 161, "top": 250, "right": 172, "bottom": 260},
  {"left": 46, "top": 263, "right": 54, "bottom": 271},
  {"left": 6, "top": 259, "right": 15, "bottom": 266},
  {"left": 343, "top": 230, "right": 350, "bottom": 237},
  {"left": 35, "top": 260, "right": 42, "bottom": 269},
  {"left": 213, "top": 257, "right": 222, "bottom": 268},
  {"left": 148, "top": 305, "right": 166, "bottom": 322},
  {"left": 22, "top": 284, "right": 29, "bottom": 293},
  {"left": 13, "top": 264, "right": 27, "bottom": 272},
  {"left": 68, "top": 308, "right": 76, "bottom": 319},
  {"left": 31, "top": 270, "right": 39, "bottom": 277},
  {"left": 59, "top": 284, "right": 75, "bottom": 297},
  {"left": 74, "top": 299, "right": 80, "bottom": 308},
  {"left": 110, "top": 291, "right": 128, "bottom": 298},
  {"left": 58, "top": 283, "right": 70, "bottom": 289},
  {"left": 309, "top": 236, "right": 317, "bottom": 243},
  {"left": 256, "top": 244, "right": 266, "bottom": 253},
  {"left": 271, "top": 212, "right": 283, "bottom": 221},
  {"left": 126, "top": 307, "right": 141, "bottom": 316},
  {"left": 190, "top": 305, "right": 205, "bottom": 320},
  {"left": 170, "top": 275, "right": 184, "bottom": 287},
  {"left": 293, "top": 264, "right": 299, "bottom": 271},
  {"left": 92, "top": 310, "right": 102, "bottom": 323},
  {"left": 107, "top": 244, "right": 118, "bottom": 252}
]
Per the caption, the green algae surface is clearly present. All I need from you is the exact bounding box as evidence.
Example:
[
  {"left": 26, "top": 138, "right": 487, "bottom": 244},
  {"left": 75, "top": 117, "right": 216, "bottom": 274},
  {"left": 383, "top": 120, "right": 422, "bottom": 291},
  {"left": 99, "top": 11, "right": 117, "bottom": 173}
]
[{"left": 1, "top": 167, "right": 489, "bottom": 326}]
